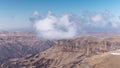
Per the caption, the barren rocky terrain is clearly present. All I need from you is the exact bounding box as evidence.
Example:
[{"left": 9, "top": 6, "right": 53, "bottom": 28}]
[
  {"left": 0, "top": 32, "right": 54, "bottom": 63},
  {"left": 1, "top": 35, "right": 120, "bottom": 68}
]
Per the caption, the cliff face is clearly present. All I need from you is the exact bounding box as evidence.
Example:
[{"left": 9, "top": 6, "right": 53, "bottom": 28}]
[
  {"left": 0, "top": 32, "right": 54, "bottom": 63},
  {"left": 1, "top": 36, "right": 120, "bottom": 68},
  {"left": 56, "top": 36, "right": 120, "bottom": 56}
]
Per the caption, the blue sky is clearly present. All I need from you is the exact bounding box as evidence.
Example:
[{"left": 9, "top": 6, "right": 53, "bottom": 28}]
[{"left": 0, "top": 0, "right": 120, "bottom": 31}]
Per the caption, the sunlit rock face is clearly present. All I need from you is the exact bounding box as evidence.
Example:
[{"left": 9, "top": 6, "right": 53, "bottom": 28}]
[{"left": 2, "top": 36, "right": 120, "bottom": 68}]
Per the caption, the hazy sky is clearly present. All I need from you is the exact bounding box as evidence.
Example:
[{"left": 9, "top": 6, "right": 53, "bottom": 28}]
[{"left": 0, "top": 0, "right": 120, "bottom": 31}]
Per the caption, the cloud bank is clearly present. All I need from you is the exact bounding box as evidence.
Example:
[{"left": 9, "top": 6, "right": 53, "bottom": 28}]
[{"left": 30, "top": 11, "right": 120, "bottom": 40}]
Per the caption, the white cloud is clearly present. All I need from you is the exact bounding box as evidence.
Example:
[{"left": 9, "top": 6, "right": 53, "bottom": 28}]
[
  {"left": 91, "top": 14, "right": 104, "bottom": 22},
  {"left": 29, "top": 11, "right": 41, "bottom": 23},
  {"left": 33, "top": 11, "right": 40, "bottom": 16},
  {"left": 110, "top": 22, "right": 119, "bottom": 28},
  {"left": 33, "top": 11, "right": 78, "bottom": 40},
  {"left": 30, "top": 11, "right": 120, "bottom": 40}
]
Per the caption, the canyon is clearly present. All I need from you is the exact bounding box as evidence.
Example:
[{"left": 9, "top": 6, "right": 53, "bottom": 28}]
[{"left": 0, "top": 32, "right": 120, "bottom": 68}]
